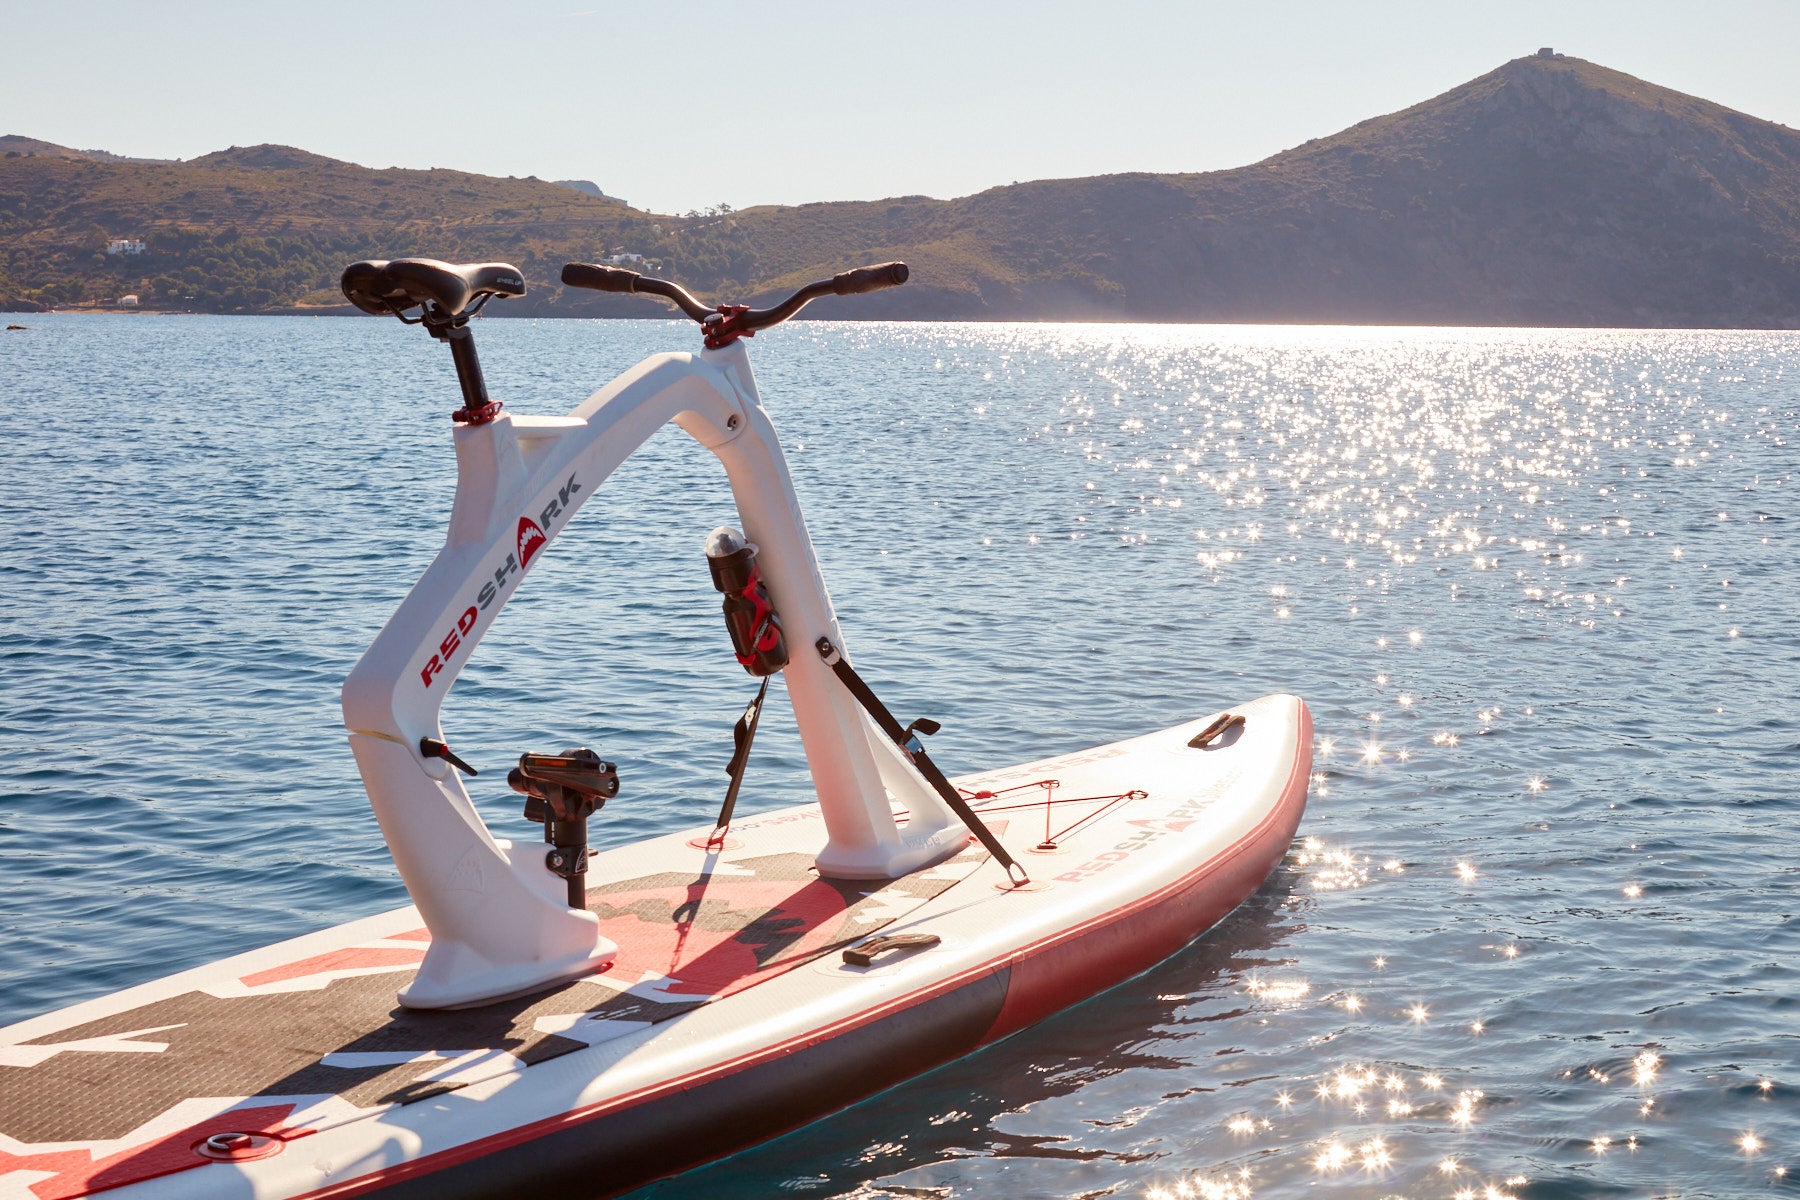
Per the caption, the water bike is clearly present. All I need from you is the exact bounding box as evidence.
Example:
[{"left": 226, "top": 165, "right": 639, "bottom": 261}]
[{"left": 0, "top": 257, "right": 1311, "bottom": 1199}]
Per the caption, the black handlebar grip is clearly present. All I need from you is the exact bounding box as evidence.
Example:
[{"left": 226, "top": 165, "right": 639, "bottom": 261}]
[
  {"left": 561, "top": 262, "right": 640, "bottom": 293},
  {"left": 831, "top": 262, "right": 909, "bottom": 295}
]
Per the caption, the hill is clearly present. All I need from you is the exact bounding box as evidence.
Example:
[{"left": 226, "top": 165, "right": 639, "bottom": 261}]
[
  {"left": 4, "top": 52, "right": 1798, "bottom": 325},
  {"left": 0, "top": 141, "right": 654, "bottom": 313},
  {"left": 721, "top": 52, "right": 1800, "bottom": 325},
  {"left": 0, "top": 134, "right": 174, "bottom": 165}
]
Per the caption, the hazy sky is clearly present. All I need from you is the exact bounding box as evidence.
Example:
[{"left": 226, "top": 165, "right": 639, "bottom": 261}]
[{"left": 6, "top": 1, "right": 1798, "bottom": 214}]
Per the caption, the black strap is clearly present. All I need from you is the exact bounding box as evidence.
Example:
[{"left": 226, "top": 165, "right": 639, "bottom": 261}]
[
  {"left": 708, "top": 676, "right": 769, "bottom": 845},
  {"left": 815, "top": 637, "right": 1028, "bottom": 885}
]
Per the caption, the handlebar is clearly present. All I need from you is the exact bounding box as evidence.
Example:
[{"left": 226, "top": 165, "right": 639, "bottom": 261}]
[
  {"left": 558, "top": 263, "right": 718, "bottom": 323},
  {"left": 559, "top": 260, "right": 909, "bottom": 347},
  {"left": 830, "top": 262, "right": 909, "bottom": 295}
]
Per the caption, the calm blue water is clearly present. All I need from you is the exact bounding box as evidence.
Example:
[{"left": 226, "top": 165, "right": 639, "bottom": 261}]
[{"left": 2, "top": 314, "right": 1796, "bottom": 1198}]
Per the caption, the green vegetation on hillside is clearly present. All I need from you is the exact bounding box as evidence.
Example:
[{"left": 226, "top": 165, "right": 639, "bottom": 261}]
[
  {"left": 4, "top": 54, "right": 1799, "bottom": 326},
  {"left": 0, "top": 146, "right": 765, "bottom": 314}
]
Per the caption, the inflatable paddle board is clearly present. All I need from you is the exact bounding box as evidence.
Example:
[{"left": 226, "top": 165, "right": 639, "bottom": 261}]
[
  {"left": 0, "top": 698, "right": 1307, "bottom": 1200},
  {"left": 0, "top": 258, "right": 1312, "bottom": 1199}
]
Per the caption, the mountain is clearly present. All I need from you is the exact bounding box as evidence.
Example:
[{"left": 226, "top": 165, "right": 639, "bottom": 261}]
[
  {"left": 0, "top": 140, "right": 645, "bottom": 312},
  {"left": 552, "top": 179, "right": 625, "bottom": 206},
  {"left": 0, "top": 135, "right": 95, "bottom": 160},
  {"left": 186, "top": 145, "right": 345, "bottom": 171},
  {"left": 722, "top": 51, "right": 1800, "bottom": 326},
  {"left": 4, "top": 52, "right": 1798, "bottom": 325},
  {"left": 0, "top": 135, "right": 174, "bottom": 165}
]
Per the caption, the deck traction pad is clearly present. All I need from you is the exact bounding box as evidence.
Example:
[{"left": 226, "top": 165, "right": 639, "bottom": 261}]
[{"left": 0, "top": 846, "right": 983, "bottom": 1197}]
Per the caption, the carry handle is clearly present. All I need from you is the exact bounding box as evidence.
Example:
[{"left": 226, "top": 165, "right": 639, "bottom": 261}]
[{"left": 842, "top": 932, "right": 941, "bottom": 967}]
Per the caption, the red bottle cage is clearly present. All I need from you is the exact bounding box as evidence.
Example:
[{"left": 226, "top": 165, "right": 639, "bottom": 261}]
[{"left": 735, "top": 573, "right": 782, "bottom": 668}]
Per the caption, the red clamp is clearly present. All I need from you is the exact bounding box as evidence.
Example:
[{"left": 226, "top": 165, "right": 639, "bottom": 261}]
[
  {"left": 703, "top": 305, "right": 756, "bottom": 350},
  {"left": 452, "top": 400, "right": 504, "bottom": 426}
]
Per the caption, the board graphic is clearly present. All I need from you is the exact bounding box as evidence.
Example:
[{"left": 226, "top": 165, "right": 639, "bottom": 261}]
[{"left": 0, "top": 848, "right": 985, "bottom": 1199}]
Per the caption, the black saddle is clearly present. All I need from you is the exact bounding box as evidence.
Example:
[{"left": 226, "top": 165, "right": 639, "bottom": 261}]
[{"left": 341, "top": 258, "right": 525, "bottom": 319}]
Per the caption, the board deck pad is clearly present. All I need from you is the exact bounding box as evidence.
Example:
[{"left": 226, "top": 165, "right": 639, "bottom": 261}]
[{"left": 0, "top": 844, "right": 988, "bottom": 1199}]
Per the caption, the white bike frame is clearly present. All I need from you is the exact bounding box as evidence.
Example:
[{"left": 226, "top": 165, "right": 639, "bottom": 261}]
[{"left": 342, "top": 340, "right": 966, "bottom": 1009}]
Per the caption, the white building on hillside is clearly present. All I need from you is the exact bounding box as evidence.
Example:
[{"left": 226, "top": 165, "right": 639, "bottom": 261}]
[{"left": 107, "top": 239, "right": 147, "bottom": 256}]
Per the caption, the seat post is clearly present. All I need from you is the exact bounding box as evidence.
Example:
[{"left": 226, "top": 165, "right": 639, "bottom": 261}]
[{"left": 435, "top": 322, "right": 489, "bottom": 411}]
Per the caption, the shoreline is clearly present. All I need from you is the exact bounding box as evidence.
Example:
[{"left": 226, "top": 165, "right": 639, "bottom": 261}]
[{"left": 6, "top": 308, "right": 1800, "bottom": 333}]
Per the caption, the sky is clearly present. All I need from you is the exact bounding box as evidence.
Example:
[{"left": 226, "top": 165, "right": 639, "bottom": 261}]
[{"left": 5, "top": 0, "right": 1799, "bottom": 215}]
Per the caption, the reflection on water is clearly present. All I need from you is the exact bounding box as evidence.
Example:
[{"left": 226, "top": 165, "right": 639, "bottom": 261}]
[{"left": 2, "top": 317, "right": 1796, "bottom": 1197}]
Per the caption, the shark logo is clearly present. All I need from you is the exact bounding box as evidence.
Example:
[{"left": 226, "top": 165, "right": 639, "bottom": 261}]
[{"left": 517, "top": 517, "right": 547, "bottom": 568}]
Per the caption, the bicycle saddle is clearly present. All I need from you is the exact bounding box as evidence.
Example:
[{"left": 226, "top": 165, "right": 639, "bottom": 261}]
[{"left": 341, "top": 258, "right": 525, "bottom": 319}]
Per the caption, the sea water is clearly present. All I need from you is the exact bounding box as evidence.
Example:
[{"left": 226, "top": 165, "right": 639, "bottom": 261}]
[{"left": 1, "top": 314, "right": 1795, "bottom": 1199}]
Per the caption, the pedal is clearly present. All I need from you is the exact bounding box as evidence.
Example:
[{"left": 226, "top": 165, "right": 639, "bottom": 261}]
[{"left": 509, "top": 748, "right": 618, "bottom": 909}]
